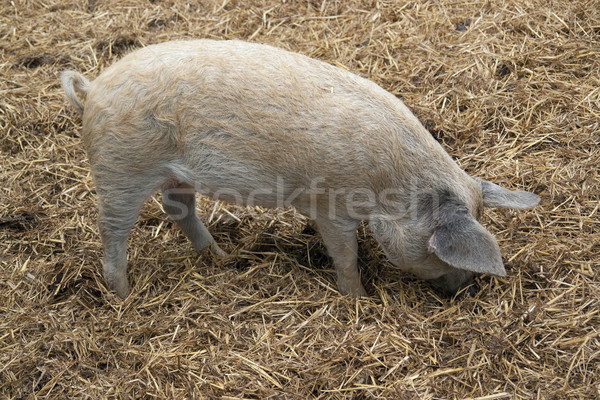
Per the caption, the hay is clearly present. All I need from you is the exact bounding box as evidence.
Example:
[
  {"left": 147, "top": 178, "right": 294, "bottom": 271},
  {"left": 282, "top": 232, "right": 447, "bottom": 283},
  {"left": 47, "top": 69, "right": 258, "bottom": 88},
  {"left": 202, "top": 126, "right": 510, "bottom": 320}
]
[{"left": 1, "top": 0, "right": 599, "bottom": 398}]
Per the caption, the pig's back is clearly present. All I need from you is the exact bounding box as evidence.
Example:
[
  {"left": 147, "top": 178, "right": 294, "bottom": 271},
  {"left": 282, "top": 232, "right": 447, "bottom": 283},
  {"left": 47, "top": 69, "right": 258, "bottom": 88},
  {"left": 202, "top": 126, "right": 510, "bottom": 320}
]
[{"left": 84, "top": 39, "right": 460, "bottom": 195}]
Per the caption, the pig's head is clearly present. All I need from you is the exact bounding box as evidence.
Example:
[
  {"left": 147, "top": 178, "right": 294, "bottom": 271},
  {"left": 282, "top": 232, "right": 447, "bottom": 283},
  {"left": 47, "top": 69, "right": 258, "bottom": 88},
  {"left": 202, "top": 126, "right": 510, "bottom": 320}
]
[{"left": 369, "top": 179, "right": 540, "bottom": 296}]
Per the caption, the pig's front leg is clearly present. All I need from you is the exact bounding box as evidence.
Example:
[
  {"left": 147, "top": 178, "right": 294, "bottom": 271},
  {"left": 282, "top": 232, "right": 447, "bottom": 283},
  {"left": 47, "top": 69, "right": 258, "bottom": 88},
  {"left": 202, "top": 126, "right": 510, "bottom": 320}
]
[{"left": 315, "top": 219, "right": 367, "bottom": 297}]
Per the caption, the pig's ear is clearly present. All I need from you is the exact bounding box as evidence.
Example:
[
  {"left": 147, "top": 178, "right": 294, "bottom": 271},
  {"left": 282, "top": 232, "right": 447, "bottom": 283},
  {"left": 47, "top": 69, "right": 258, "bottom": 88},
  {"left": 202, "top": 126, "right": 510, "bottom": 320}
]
[
  {"left": 477, "top": 178, "right": 540, "bottom": 209},
  {"left": 428, "top": 208, "right": 506, "bottom": 276}
]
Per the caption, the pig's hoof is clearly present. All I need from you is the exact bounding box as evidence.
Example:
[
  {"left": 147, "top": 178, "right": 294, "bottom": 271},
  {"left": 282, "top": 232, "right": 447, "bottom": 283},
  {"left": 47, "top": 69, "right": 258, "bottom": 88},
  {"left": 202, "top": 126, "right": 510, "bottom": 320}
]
[
  {"left": 340, "top": 284, "right": 368, "bottom": 298},
  {"left": 212, "top": 243, "right": 228, "bottom": 258},
  {"left": 111, "top": 280, "right": 130, "bottom": 300},
  {"left": 357, "top": 285, "right": 368, "bottom": 297},
  {"left": 104, "top": 270, "right": 130, "bottom": 299}
]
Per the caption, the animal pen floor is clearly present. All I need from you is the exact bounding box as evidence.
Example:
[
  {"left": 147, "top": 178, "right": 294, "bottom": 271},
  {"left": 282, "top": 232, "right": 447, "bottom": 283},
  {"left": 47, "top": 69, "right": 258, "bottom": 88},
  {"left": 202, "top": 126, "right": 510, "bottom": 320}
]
[{"left": 1, "top": 0, "right": 599, "bottom": 398}]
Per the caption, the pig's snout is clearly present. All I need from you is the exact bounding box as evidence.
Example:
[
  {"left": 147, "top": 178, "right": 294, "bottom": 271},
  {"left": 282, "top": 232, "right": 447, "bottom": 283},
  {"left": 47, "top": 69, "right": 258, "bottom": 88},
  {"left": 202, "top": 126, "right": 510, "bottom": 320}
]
[{"left": 428, "top": 269, "right": 477, "bottom": 297}]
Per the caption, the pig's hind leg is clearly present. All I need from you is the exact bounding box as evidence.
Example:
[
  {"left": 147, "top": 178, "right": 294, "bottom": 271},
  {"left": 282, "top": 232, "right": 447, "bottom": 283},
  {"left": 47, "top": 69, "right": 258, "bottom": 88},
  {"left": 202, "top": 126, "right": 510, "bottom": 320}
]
[
  {"left": 96, "top": 178, "right": 157, "bottom": 299},
  {"left": 162, "top": 182, "right": 227, "bottom": 257}
]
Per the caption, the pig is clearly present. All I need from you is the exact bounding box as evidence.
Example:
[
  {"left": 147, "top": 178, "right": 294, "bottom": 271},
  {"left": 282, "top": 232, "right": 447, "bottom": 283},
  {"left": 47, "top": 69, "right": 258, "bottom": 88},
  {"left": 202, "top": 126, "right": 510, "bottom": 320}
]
[{"left": 60, "top": 39, "right": 540, "bottom": 299}]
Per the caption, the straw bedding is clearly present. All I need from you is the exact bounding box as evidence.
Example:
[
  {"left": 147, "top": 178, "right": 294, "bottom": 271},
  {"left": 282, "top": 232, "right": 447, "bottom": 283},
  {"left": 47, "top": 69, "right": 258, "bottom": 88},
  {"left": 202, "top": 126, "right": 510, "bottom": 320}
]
[{"left": 1, "top": 0, "right": 599, "bottom": 398}]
